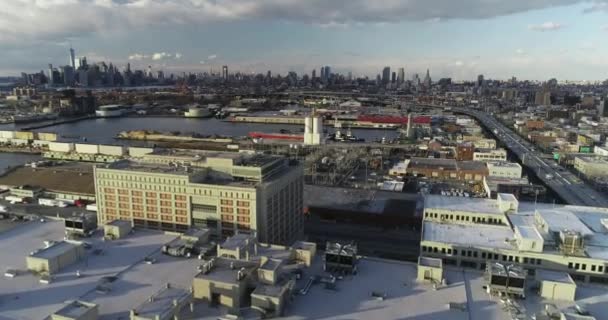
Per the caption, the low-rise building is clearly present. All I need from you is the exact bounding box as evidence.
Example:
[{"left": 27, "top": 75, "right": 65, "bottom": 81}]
[
  {"left": 421, "top": 193, "right": 608, "bottom": 283},
  {"left": 406, "top": 157, "right": 488, "bottom": 181},
  {"left": 486, "top": 161, "right": 523, "bottom": 178},
  {"left": 473, "top": 148, "right": 507, "bottom": 162},
  {"left": 574, "top": 156, "right": 608, "bottom": 179}
]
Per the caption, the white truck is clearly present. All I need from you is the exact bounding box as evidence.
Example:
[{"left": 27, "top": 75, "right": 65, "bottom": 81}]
[{"left": 38, "top": 198, "right": 68, "bottom": 208}]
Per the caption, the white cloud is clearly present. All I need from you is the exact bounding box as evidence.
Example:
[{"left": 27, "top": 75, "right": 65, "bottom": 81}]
[
  {"left": 0, "top": 0, "right": 600, "bottom": 44},
  {"left": 128, "top": 53, "right": 148, "bottom": 60},
  {"left": 207, "top": 54, "right": 218, "bottom": 60},
  {"left": 129, "top": 52, "right": 181, "bottom": 61},
  {"left": 528, "top": 21, "right": 563, "bottom": 31}
]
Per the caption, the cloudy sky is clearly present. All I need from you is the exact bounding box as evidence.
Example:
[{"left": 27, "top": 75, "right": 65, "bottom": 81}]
[{"left": 1, "top": 0, "right": 608, "bottom": 80}]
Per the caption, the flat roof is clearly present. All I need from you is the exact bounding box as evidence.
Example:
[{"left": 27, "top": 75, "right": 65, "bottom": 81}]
[
  {"left": 536, "top": 270, "right": 575, "bottom": 285},
  {"left": 487, "top": 161, "right": 522, "bottom": 168},
  {"left": 30, "top": 240, "right": 80, "bottom": 260},
  {"left": 536, "top": 209, "right": 594, "bottom": 237},
  {"left": 132, "top": 286, "right": 191, "bottom": 319},
  {"left": 0, "top": 163, "right": 95, "bottom": 196},
  {"left": 422, "top": 221, "right": 515, "bottom": 250},
  {"left": 195, "top": 258, "right": 258, "bottom": 285},
  {"left": 0, "top": 220, "right": 178, "bottom": 320},
  {"left": 424, "top": 195, "right": 504, "bottom": 215},
  {"left": 53, "top": 300, "right": 97, "bottom": 319}
]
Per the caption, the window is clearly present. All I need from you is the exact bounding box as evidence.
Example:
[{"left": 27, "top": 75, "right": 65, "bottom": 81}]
[
  {"left": 481, "top": 252, "right": 486, "bottom": 259},
  {"left": 236, "top": 200, "right": 249, "bottom": 207},
  {"left": 132, "top": 190, "right": 142, "bottom": 197},
  {"left": 523, "top": 257, "right": 529, "bottom": 264},
  {"left": 118, "top": 189, "right": 129, "bottom": 195},
  {"left": 146, "top": 192, "right": 157, "bottom": 198},
  {"left": 146, "top": 206, "right": 158, "bottom": 212},
  {"left": 592, "top": 265, "right": 596, "bottom": 272},
  {"left": 599, "top": 266, "right": 604, "bottom": 273},
  {"left": 575, "top": 263, "right": 580, "bottom": 270},
  {"left": 160, "top": 193, "right": 171, "bottom": 199},
  {"left": 160, "top": 200, "right": 172, "bottom": 207},
  {"left": 175, "top": 195, "right": 187, "bottom": 201},
  {"left": 221, "top": 199, "right": 234, "bottom": 205},
  {"left": 453, "top": 249, "right": 458, "bottom": 255},
  {"left": 582, "top": 264, "right": 586, "bottom": 270},
  {"left": 441, "top": 248, "right": 446, "bottom": 254},
  {"left": 568, "top": 262, "right": 573, "bottom": 269},
  {"left": 175, "top": 209, "right": 187, "bottom": 216},
  {"left": 160, "top": 207, "right": 172, "bottom": 214},
  {"left": 175, "top": 202, "right": 187, "bottom": 208}
]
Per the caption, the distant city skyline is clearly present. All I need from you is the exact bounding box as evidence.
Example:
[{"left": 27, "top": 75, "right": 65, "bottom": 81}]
[{"left": 1, "top": 1, "right": 608, "bottom": 80}]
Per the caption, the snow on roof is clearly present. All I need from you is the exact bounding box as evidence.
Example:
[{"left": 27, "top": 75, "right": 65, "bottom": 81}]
[
  {"left": 0, "top": 220, "right": 178, "bottom": 320},
  {"left": 422, "top": 221, "right": 515, "bottom": 250},
  {"left": 425, "top": 195, "right": 505, "bottom": 215},
  {"left": 536, "top": 209, "right": 594, "bottom": 237}
]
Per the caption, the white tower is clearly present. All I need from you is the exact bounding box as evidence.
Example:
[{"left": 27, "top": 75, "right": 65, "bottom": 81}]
[
  {"left": 304, "top": 110, "right": 323, "bottom": 145},
  {"left": 406, "top": 113, "right": 414, "bottom": 139}
]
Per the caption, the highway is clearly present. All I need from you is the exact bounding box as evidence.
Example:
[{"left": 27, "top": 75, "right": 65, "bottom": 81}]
[{"left": 453, "top": 107, "right": 608, "bottom": 207}]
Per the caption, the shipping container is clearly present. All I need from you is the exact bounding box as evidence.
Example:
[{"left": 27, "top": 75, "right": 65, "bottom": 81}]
[
  {"left": 128, "top": 147, "right": 154, "bottom": 157},
  {"left": 9, "top": 139, "right": 29, "bottom": 146},
  {"left": 75, "top": 143, "right": 100, "bottom": 154},
  {"left": 98, "top": 144, "right": 126, "bottom": 156},
  {"left": 32, "top": 140, "right": 50, "bottom": 148},
  {"left": 49, "top": 142, "right": 75, "bottom": 153},
  {"left": 0, "top": 131, "right": 16, "bottom": 139},
  {"left": 37, "top": 132, "right": 58, "bottom": 142},
  {"left": 14, "top": 131, "right": 35, "bottom": 140}
]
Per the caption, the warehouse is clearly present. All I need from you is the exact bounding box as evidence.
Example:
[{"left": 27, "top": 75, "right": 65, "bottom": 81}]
[
  {"left": 26, "top": 240, "right": 85, "bottom": 275},
  {"left": 0, "top": 162, "right": 95, "bottom": 201}
]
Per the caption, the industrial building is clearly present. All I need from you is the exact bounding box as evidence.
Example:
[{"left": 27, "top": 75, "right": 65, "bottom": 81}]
[
  {"left": 94, "top": 151, "right": 304, "bottom": 245},
  {"left": 420, "top": 194, "right": 608, "bottom": 283},
  {"left": 303, "top": 112, "right": 324, "bottom": 145}
]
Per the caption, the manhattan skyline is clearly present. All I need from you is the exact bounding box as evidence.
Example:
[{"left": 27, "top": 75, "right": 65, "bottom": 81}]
[{"left": 2, "top": 0, "right": 608, "bottom": 81}]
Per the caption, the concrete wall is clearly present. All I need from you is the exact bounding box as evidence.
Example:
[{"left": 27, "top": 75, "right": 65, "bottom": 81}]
[{"left": 540, "top": 281, "right": 576, "bottom": 301}]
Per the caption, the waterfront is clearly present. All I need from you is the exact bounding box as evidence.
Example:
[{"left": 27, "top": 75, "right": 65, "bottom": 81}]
[{"left": 0, "top": 116, "right": 400, "bottom": 145}]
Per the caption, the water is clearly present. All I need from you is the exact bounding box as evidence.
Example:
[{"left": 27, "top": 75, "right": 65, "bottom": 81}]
[
  {"left": 0, "top": 153, "right": 41, "bottom": 175},
  {"left": 1, "top": 117, "right": 400, "bottom": 145}
]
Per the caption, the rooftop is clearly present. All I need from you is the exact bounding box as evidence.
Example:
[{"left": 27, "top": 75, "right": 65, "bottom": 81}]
[
  {"left": 424, "top": 194, "right": 504, "bottom": 215},
  {"left": 0, "top": 162, "right": 95, "bottom": 196},
  {"left": 422, "top": 221, "right": 515, "bottom": 250},
  {"left": 487, "top": 161, "right": 522, "bottom": 168},
  {"left": 30, "top": 240, "right": 80, "bottom": 260},
  {"left": 0, "top": 220, "right": 180, "bottom": 320},
  {"left": 195, "top": 257, "right": 258, "bottom": 285},
  {"left": 52, "top": 300, "right": 97, "bottom": 319},
  {"left": 536, "top": 270, "right": 575, "bottom": 285},
  {"left": 132, "top": 285, "right": 191, "bottom": 320}
]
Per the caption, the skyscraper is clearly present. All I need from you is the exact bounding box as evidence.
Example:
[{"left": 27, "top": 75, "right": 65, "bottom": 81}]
[
  {"left": 382, "top": 66, "right": 390, "bottom": 85},
  {"left": 423, "top": 69, "right": 432, "bottom": 87},
  {"left": 477, "top": 74, "right": 485, "bottom": 87},
  {"left": 311, "top": 69, "right": 316, "bottom": 79},
  {"left": 391, "top": 72, "right": 396, "bottom": 83},
  {"left": 48, "top": 64, "right": 54, "bottom": 85},
  {"left": 69, "top": 46, "right": 76, "bottom": 70},
  {"left": 222, "top": 65, "right": 228, "bottom": 80},
  {"left": 398, "top": 68, "right": 405, "bottom": 84}
]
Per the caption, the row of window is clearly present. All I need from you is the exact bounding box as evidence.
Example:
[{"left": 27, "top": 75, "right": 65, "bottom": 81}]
[
  {"left": 424, "top": 212, "right": 502, "bottom": 225},
  {"left": 422, "top": 246, "right": 542, "bottom": 265},
  {"left": 568, "top": 262, "right": 606, "bottom": 273}
]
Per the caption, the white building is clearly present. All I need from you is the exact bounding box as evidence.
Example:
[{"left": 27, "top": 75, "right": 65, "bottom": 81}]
[
  {"left": 473, "top": 148, "right": 507, "bottom": 162},
  {"left": 421, "top": 193, "right": 608, "bottom": 283},
  {"left": 486, "top": 161, "right": 522, "bottom": 178}
]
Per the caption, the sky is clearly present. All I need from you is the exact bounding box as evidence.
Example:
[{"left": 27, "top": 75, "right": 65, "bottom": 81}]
[{"left": 1, "top": 0, "right": 608, "bottom": 81}]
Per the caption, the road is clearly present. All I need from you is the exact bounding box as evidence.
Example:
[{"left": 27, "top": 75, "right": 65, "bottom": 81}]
[{"left": 453, "top": 107, "right": 608, "bottom": 207}]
